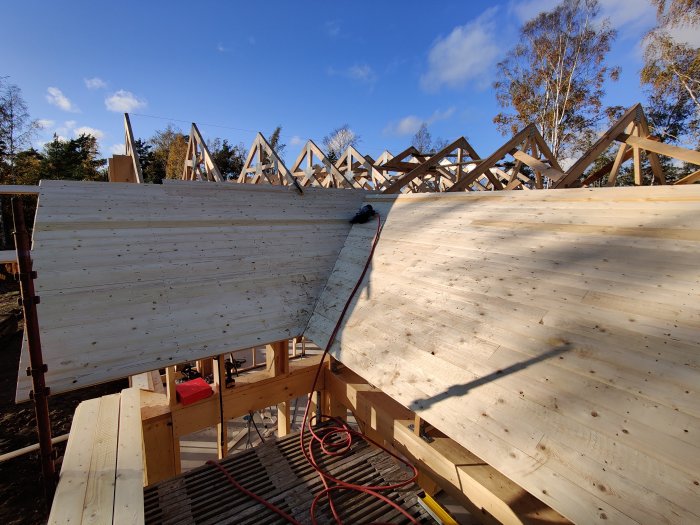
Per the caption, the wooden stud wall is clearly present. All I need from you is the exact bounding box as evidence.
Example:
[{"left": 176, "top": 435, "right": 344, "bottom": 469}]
[
  {"left": 16, "top": 180, "right": 365, "bottom": 399},
  {"left": 305, "top": 185, "right": 700, "bottom": 524}
]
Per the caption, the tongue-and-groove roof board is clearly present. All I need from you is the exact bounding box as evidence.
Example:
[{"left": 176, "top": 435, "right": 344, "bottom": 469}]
[
  {"left": 16, "top": 180, "right": 365, "bottom": 400},
  {"left": 305, "top": 185, "right": 700, "bottom": 524}
]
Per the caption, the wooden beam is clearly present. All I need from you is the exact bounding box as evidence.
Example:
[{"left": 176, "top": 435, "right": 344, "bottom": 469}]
[
  {"left": 556, "top": 103, "right": 642, "bottom": 188},
  {"left": 618, "top": 133, "right": 700, "bottom": 166},
  {"left": 637, "top": 114, "right": 666, "bottom": 184},
  {"left": 141, "top": 410, "right": 176, "bottom": 485},
  {"left": 166, "top": 355, "right": 323, "bottom": 438},
  {"left": 0, "top": 185, "right": 39, "bottom": 194},
  {"left": 213, "top": 356, "right": 228, "bottom": 459},
  {"left": 675, "top": 169, "right": 700, "bottom": 185},
  {"left": 512, "top": 150, "right": 565, "bottom": 183},
  {"left": 448, "top": 125, "right": 538, "bottom": 192},
  {"left": 324, "top": 366, "right": 569, "bottom": 525},
  {"left": 383, "top": 137, "right": 479, "bottom": 194},
  {"left": 124, "top": 113, "right": 144, "bottom": 184},
  {"left": 632, "top": 125, "right": 643, "bottom": 185},
  {"left": 192, "top": 123, "right": 224, "bottom": 182},
  {"left": 114, "top": 388, "right": 145, "bottom": 525},
  {"left": 48, "top": 399, "right": 101, "bottom": 525},
  {"left": 267, "top": 340, "right": 291, "bottom": 436}
]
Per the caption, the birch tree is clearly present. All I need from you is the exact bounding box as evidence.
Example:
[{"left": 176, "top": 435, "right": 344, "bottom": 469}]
[
  {"left": 642, "top": 0, "right": 700, "bottom": 147},
  {"left": 322, "top": 125, "right": 359, "bottom": 163},
  {"left": 493, "top": 0, "right": 618, "bottom": 160}
]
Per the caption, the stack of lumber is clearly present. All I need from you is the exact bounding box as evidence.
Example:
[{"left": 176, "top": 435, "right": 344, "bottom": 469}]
[
  {"left": 49, "top": 388, "right": 144, "bottom": 525},
  {"left": 17, "top": 180, "right": 365, "bottom": 399},
  {"left": 305, "top": 186, "right": 700, "bottom": 524}
]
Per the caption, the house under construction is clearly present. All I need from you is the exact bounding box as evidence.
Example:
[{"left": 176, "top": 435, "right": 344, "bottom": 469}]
[{"left": 2, "top": 104, "right": 699, "bottom": 524}]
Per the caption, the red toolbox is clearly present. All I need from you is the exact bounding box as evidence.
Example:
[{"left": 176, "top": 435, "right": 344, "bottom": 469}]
[{"left": 176, "top": 378, "right": 213, "bottom": 406}]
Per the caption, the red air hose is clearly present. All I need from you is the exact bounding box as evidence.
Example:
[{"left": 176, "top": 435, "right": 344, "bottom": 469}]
[{"left": 211, "top": 213, "right": 420, "bottom": 524}]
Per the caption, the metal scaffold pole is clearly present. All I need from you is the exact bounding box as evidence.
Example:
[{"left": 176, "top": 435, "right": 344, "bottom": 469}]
[{"left": 11, "top": 197, "right": 56, "bottom": 507}]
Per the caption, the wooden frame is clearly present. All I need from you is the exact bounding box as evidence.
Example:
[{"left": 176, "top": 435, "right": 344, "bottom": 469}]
[
  {"left": 446, "top": 125, "right": 564, "bottom": 192},
  {"left": 182, "top": 123, "right": 224, "bottom": 182},
  {"left": 551, "top": 103, "right": 700, "bottom": 188},
  {"left": 289, "top": 139, "right": 358, "bottom": 188},
  {"left": 236, "top": 132, "right": 299, "bottom": 188},
  {"left": 124, "top": 113, "right": 144, "bottom": 184},
  {"left": 334, "top": 145, "right": 387, "bottom": 190}
]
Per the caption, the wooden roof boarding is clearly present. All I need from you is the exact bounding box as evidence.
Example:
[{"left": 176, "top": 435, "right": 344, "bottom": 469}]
[{"left": 305, "top": 185, "right": 700, "bottom": 524}]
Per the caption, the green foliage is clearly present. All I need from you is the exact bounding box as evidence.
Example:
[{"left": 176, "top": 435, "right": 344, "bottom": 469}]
[
  {"left": 40, "top": 134, "right": 107, "bottom": 182},
  {"left": 267, "top": 126, "right": 286, "bottom": 160},
  {"left": 133, "top": 139, "right": 159, "bottom": 184},
  {"left": 208, "top": 138, "right": 247, "bottom": 180},
  {"left": 165, "top": 134, "right": 188, "bottom": 179}
]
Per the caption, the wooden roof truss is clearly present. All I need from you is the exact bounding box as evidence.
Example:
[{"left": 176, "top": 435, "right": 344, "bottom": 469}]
[
  {"left": 556, "top": 103, "right": 700, "bottom": 188},
  {"left": 334, "top": 145, "right": 387, "bottom": 190},
  {"left": 435, "top": 126, "right": 566, "bottom": 192},
  {"left": 182, "top": 123, "right": 224, "bottom": 182},
  {"left": 381, "top": 140, "right": 484, "bottom": 193},
  {"left": 289, "top": 140, "right": 358, "bottom": 189},
  {"left": 236, "top": 132, "right": 300, "bottom": 190}
]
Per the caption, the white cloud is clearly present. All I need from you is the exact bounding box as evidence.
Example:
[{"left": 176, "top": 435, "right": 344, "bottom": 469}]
[
  {"left": 74, "top": 126, "right": 104, "bottom": 139},
  {"left": 668, "top": 22, "right": 700, "bottom": 47},
  {"left": 46, "top": 87, "right": 79, "bottom": 112},
  {"left": 420, "top": 8, "right": 501, "bottom": 92},
  {"left": 36, "top": 119, "right": 55, "bottom": 129},
  {"left": 392, "top": 116, "right": 423, "bottom": 136},
  {"left": 509, "top": 0, "right": 655, "bottom": 34},
  {"left": 598, "top": 0, "right": 655, "bottom": 32},
  {"left": 216, "top": 42, "right": 227, "bottom": 52},
  {"left": 54, "top": 120, "right": 77, "bottom": 137},
  {"left": 327, "top": 64, "right": 377, "bottom": 86},
  {"left": 384, "top": 107, "right": 456, "bottom": 136},
  {"left": 347, "top": 64, "right": 375, "bottom": 83},
  {"left": 84, "top": 77, "right": 107, "bottom": 89},
  {"left": 105, "top": 90, "right": 147, "bottom": 112},
  {"left": 509, "top": 0, "right": 559, "bottom": 23},
  {"left": 325, "top": 20, "right": 340, "bottom": 37},
  {"left": 110, "top": 143, "right": 125, "bottom": 155},
  {"left": 289, "top": 135, "right": 304, "bottom": 146}
]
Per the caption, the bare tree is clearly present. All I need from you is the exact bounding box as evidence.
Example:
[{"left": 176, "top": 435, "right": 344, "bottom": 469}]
[
  {"left": 493, "top": 0, "right": 618, "bottom": 160},
  {"left": 322, "top": 124, "right": 360, "bottom": 163},
  {"left": 411, "top": 123, "right": 432, "bottom": 153},
  {"left": 411, "top": 123, "right": 449, "bottom": 154},
  {"left": 0, "top": 80, "right": 37, "bottom": 168}
]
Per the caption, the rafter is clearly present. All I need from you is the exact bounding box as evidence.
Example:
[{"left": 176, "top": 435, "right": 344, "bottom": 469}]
[
  {"left": 123, "top": 113, "right": 144, "bottom": 184},
  {"left": 182, "top": 123, "right": 223, "bottom": 182},
  {"left": 290, "top": 140, "right": 358, "bottom": 189},
  {"left": 383, "top": 137, "right": 482, "bottom": 194},
  {"left": 236, "top": 132, "right": 300, "bottom": 191}
]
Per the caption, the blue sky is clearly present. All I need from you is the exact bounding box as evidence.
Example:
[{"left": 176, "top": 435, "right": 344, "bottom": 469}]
[{"left": 2, "top": 0, "right": 661, "bottom": 161}]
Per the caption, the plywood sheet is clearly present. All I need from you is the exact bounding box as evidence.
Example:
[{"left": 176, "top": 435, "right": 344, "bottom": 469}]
[
  {"left": 305, "top": 185, "right": 700, "bottom": 524},
  {"left": 17, "top": 180, "right": 365, "bottom": 399}
]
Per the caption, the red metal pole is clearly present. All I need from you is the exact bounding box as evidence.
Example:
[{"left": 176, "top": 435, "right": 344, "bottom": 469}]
[{"left": 11, "top": 197, "right": 56, "bottom": 506}]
